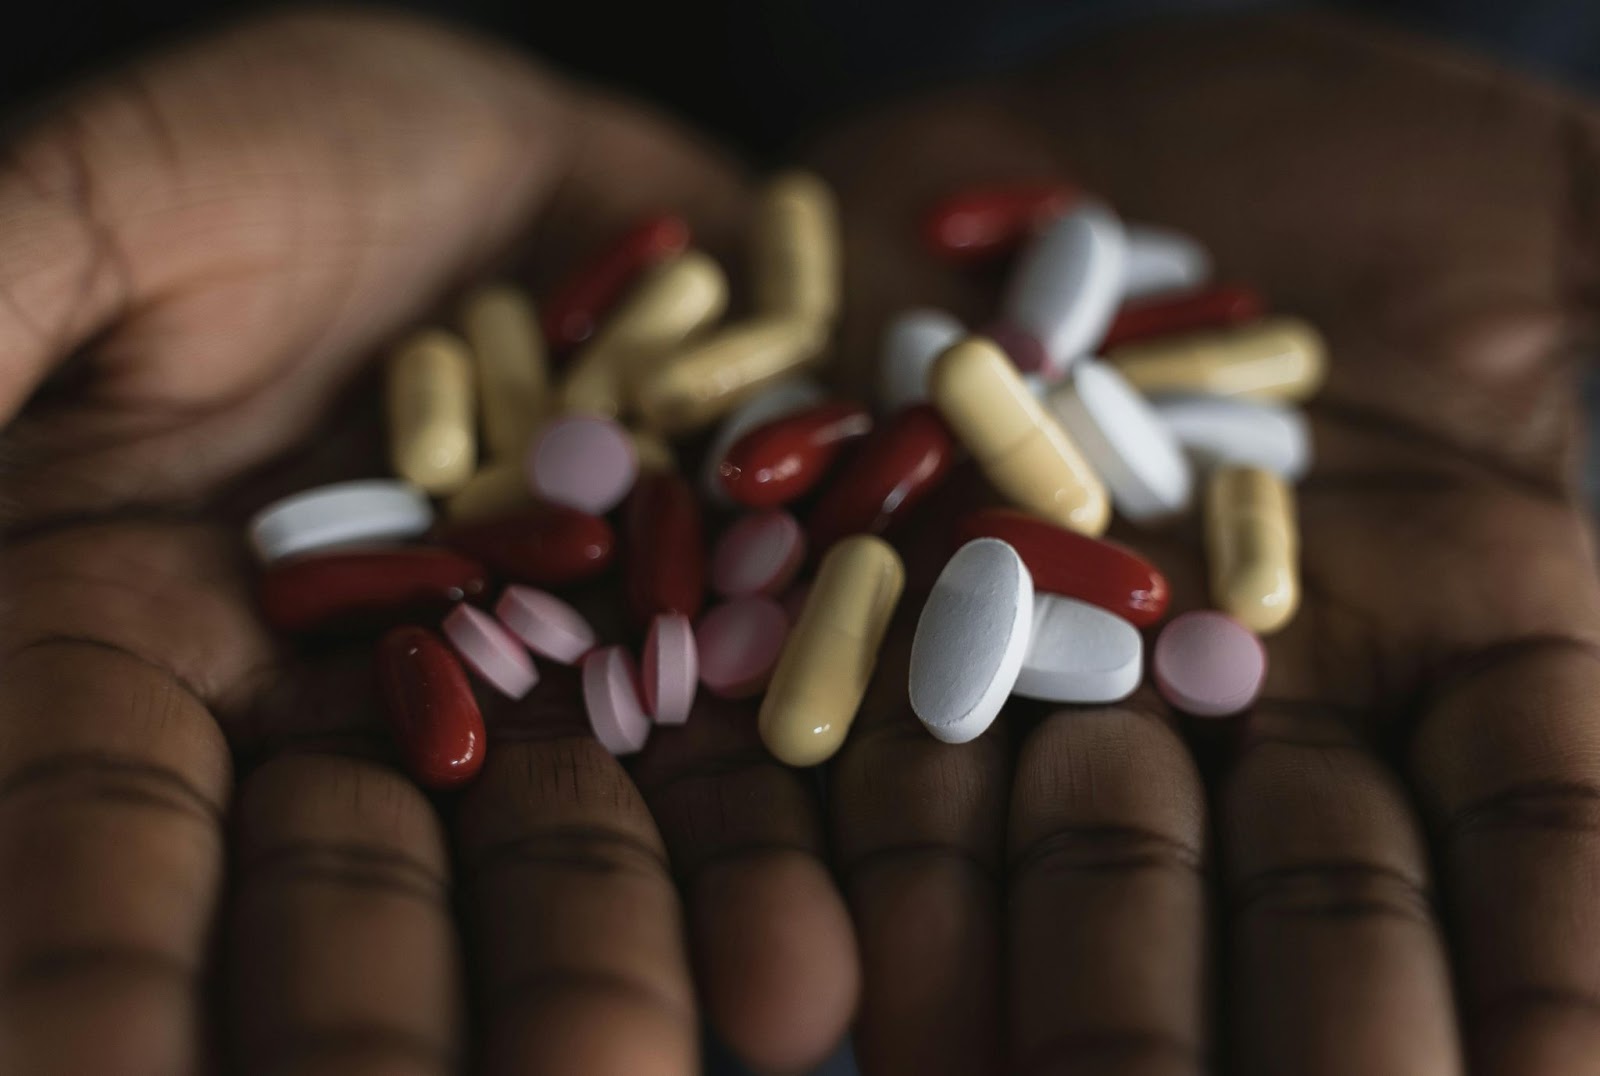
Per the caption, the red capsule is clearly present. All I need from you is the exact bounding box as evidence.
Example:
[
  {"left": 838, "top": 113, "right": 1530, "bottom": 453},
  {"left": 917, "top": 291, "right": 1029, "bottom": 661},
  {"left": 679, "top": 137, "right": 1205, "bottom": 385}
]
[
  {"left": 719, "top": 401, "right": 873, "bottom": 509},
  {"left": 541, "top": 214, "right": 692, "bottom": 352},
  {"left": 623, "top": 470, "right": 706, "bottom": 627},
  {"left": 443, "top": 503, "right": 615, "bottom": 586},
  {"left": 957, "top": 508, "right": 1171, "bottom": 627},
  {"left": 377, "top": 626, "right": 485, "bottom": 789},
  {"left": 257, "top": 547, "right": 487, "bottom": 634},
  {"left": 1101, "top": 283, "right": 1265, "bottom": 351},
  {"left": 807, "top": 404, "right": 956, "bottom": 550},
  {"left": 922, "top": 181, "right": 1079, "bottom": 264}
]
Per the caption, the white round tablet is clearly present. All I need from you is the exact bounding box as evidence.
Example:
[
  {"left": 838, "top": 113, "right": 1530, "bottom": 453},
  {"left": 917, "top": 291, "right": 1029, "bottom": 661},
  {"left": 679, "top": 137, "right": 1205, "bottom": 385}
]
[
  {"left": 879, "top": 308, "right": 965, "bottom": 413},
  {"left": 701, "top": 378, "right": 825, "bottom": 505},
  {"left": 1000, "top": 202, "right": 1127, "bottom": 377},
  {"left": 249, "top": 480, "right": 434, "bottom": 563},
  {"left": 1047, "top": 359, "right": 1193, "bottom": 524},
  {"left": 1151, "top": 394, "right": 1312, "bottom": 481},
  {"left": 909, "top": 538, "right": 1034, "bottom": 744},
  {"left": 1013, "top": 595, "right": 1143, "bottom": 704},
  {"left": 1121, "top": 224, "right": 1212, "bottom": 300}
]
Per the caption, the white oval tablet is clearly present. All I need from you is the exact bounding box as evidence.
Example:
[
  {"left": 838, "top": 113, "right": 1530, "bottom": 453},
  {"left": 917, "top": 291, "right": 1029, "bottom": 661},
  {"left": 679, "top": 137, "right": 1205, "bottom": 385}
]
[
  {"left": 1000, "top": 202, "right": 1127, "bottom": 377},
  {"left": 701, "top": 377, "right": 826, "bottom": 504},
  {"left": 879, "top": 308, "right": 965, "bottom": 412},
  {"left": 1151, "top": 394, "right": 1312, "bottom": 481},
  {"left": 909, "top": 538, "right": 1034, "bottom": 744},
  {"left": 1121, "top": 224, "right": 1212, "bottom": 300},
  {"left": 249, "top": 480, "right": 433, "bottom": 563},
  {"left": 1046, "top": 360, "right": 1193, "bottom": 524},
  {"left": 1013, "top": 595, "right": 1143, "bottom": 704}
]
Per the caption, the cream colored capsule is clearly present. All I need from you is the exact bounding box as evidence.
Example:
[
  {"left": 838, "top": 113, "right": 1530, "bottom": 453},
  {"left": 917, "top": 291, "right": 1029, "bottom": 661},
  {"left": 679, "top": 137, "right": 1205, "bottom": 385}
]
[
  {"left": 387, "top": 329, "right": 476, "bottom": 495},
  {"left": 752, "top": 171, "right": 841, "bottom": 327},
  {"left": 1108, "top": 317, "right": 1326, "bottom": 402},
  {"left": 759, "top": 536, "right": 904, "bottom": 766},
  {"left": 461, "top": 284, "right": 549, "bottom": 459},
  {"left": 444, "top": 461, "right": 529, "bottom": 522},
  {"left": 930, "top": 337, "right": 1110, "bottom": 536},
  {"left": 630, "top": 429, "right": 677, "bottom": 473},
  {"left": 1205, "top": 464, "right": 1300, "bottom": 634},
  {"left": 560, "top": 251, "right": 729, "bottom": 416},
  {"left": 633, "top": 317, "right": 827, "bottom": 434}
]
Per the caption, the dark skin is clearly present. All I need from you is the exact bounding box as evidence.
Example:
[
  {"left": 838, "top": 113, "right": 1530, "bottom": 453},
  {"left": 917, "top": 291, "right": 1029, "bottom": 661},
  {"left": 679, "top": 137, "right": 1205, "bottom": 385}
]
[{"left": 2, "top": 8, "right": 1599, "bottom": 1075}]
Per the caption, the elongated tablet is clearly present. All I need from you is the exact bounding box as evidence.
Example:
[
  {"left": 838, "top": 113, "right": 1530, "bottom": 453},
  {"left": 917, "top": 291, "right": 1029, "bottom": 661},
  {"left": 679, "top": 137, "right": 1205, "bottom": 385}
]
[
  {"left": 1013, "top": 595, "right": 1142, "bottom": 704},
  {"left": 879, "top": 308, "right": 965, "bottom": 412},
  {"left": 249, "top": 480, "right": 433, "bottom": 563},
  {"left": 1121, "top": 224, "right": 1211, "bottom": 300},
  {"left": 1151, "top": 394, "right": 1311, "bottom": 480},
  {"left": 1000, "top": 202, "right": 1127, "bottom": 375}
]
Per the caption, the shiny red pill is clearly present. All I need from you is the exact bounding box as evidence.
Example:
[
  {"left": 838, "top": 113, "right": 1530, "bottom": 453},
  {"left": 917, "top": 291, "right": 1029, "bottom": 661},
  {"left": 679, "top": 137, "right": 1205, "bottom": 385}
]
[
  {"left": 623, "top": 470, "right": 707, "bottom": 627},
  {"left": 257, "top": 547, "right": 487, "bottom": 634},
  {"left": 1100, "top": 283, "right": 1265, "bottom": 351},
  {"left": 541, "top": 213, "right": 692, "bottom": 351},
  {"left": 377, "top": 626, "right": 486, "bottom": 789},
  {"left": 957, "top": 508, "right": 1171, "bottom": 627},
  {"left": 443, "top": 503, "right": 615, "bottom": 586},
  {"left": 807, "top": 404, "right": 956, "bottom": 550},
  {"left": 922, "top": 181, "right": 1079, "bottom": 264},
  {"left": 719, "top": 401, "right": 873, "bottom": 509}
]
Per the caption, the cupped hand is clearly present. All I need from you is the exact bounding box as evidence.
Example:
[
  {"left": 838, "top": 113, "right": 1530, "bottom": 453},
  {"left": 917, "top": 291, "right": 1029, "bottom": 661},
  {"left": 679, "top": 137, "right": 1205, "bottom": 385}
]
[
  {"left": 808, "top": 12, "right": 1600, "bottom": 1075},
  {"left": 0, "top": 11, "right": 858, "bottom": 1074}
]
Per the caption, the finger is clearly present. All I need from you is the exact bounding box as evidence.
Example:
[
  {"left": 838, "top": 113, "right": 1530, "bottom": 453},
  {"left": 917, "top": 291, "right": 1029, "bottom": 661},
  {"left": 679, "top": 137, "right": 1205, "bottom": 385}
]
[
  {"left": 456, "top": 726, "right": 697, "bottom": 1076},
  {"left": 1222, "top": 703, "right": 1461, "bottom": 1076},
  {"left": 1412, "top": 639, "right": 1600, "bottom": 1075},
  {"left": 830, "top": 616, "right": 1009, "bottom": 1076},
  {"left": 0, "top": 635, "right": 229, "bottom": 1076},
  {"left": 226, "top": 752, "right": 461, "bottom": 1076},
  {"left": 632, "top": 695, "right": 859, "bottom": 1073},
  {"left": 1006, "top": 694, "right": 1208, "bottom": 1076}
]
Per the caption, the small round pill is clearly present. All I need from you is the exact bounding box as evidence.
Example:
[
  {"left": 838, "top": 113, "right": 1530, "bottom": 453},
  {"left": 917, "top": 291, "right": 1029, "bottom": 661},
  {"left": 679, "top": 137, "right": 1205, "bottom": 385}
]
[
  {"left": 1152, "top": 610, "right": 1267, "bottom": 718},
  {"left": 526, "top": 415, "right": 639, "bottom": 515},
  {"left": 712, "top": 512, "right": 807, "bottom": 598},
  {"left": 695, "top": 596, "right": 790, "bottom": 700}
]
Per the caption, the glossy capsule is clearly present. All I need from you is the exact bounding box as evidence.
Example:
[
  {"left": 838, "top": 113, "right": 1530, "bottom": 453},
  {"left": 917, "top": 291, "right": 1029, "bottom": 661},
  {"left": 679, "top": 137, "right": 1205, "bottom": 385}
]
[
  {"left": 1101, "top": 283, "right": 1265, "bottom": 350},
  {"left": 759, "top": 536, "right": 903, "bottom": 766},
  {"left": 719, "top": 401, "right": 872, "bottom": 508},
  {"left": 752, "top": 172, "right": 840, "bottom": 326},
  {"left": 377, "top": 626, "right": 485, "bottom": 789},
  {"left": 387, "top": 329, "right": 477, "bottom": 494},
  {"left": 633, "top": 317, "right": 828, "bottom": 434},
  {"left": 1108, "top": 317, "right": 1326, "bottom": 401},
  {"left": 258, "top": 547, "right": 488, "bottom": 634},
  {"left": 443, "top": 502, "right": 615, "bottom": 586},
  {"left": 542, "top": 213, "right": 691, "bottom": 351},
  {"left": 1205, "top": 465, "right": 1300, "bottom": 634},
  {"left": 462, "top": 284, "right": 550, "bottom": 459},
  {"left": 806, "top": 403, "right": 956, "bottom": 550},
  {"left": 623, "top": 470, "right": 706, "bottom": 627},
  {"left": 921, "top": 181, "right": 1078, "bottom": 264},
  {"left": 930, "top": 337, "right": 1110, "bottom": 536},
  {"left": 957, "top": 508, "right": 1170, "bottom": 627}
]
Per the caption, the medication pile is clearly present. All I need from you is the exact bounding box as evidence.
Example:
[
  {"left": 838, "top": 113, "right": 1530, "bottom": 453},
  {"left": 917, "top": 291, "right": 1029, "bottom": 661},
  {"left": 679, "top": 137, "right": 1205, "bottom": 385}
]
[{"left": 247, "top": 175, "right": 1323, "bottom": 788}]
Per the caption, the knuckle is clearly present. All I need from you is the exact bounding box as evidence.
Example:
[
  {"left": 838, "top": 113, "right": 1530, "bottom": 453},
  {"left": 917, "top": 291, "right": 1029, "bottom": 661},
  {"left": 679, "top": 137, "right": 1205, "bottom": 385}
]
[
  {"left": 1231, "top": 858, "right": 1433, "bottom": 926},
  {"left": 1011, "top": 822, "right": 1203, "bottom": 882}
]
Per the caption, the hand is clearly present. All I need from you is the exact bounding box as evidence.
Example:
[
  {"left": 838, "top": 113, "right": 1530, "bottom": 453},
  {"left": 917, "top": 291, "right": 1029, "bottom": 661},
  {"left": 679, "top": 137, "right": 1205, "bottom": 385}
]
[
  {"left": 807, "top": 12, "right": 1600, "bottom": 1074},
  {"left": 0, "top": 11, "right": 858, "bottom": 1074}
]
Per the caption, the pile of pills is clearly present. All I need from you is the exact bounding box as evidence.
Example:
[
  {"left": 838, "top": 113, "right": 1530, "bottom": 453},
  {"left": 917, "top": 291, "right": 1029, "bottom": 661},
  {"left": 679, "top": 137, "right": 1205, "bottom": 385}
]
[{"left": 247, "top": 174, "right": 1322, "bottom": 788}]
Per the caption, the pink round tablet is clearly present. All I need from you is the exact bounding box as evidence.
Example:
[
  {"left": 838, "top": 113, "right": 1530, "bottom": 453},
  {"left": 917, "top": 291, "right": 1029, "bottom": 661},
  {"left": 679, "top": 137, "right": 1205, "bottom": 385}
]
[
  {"left": 495, "top": 585, "right": 597, "bottom": 664},
  {"left": 695, "top": 596, "right": 789, "bottom": 700},
  {"left": 525, "top": 415, "right": 638, "bottom": 515},
  {"left": 442, "top": 604, "right": 540, "bottom": 699},
  {"left": 642, "top": 614, "right": 698, "bottom": 725},
  {"left": 711, "top": 512, "right": 806, "bottom": 598},
  {"left": 581, "top": 646, "right": 651, "bottom": 755},
  {"left": 1152, "top": 610, "right": 1267, "bottom": 718}
]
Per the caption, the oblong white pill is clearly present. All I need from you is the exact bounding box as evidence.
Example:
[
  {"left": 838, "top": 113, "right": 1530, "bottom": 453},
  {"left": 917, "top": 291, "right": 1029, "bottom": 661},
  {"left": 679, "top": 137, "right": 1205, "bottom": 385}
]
[
  {"left": 1151, "top": 394, "right": 1312, "bottom": 481},
  {"left": 1047, "top": 359, "right": 1193, "bottom": 523},
  {"left": 1013, "top": 595, "right": 1142, "bottom": 704},
  {"left": 1121, "top": 224, "right": 1212, "bottom": 300},
  {"left": 879, "top": 308, "right": 965, "bottom": 412},
  {"left": 249, "top": 480, "right": 433, "bottom": 563},
  {"left": 1000, "top": 203, "right": 1127, "bottom": 376},
  {"left": 700, "top": 377, "right": 826, "bottom": 504},
  {"left": 909, "top": 538, "right": 1034, "bottom": 744}
]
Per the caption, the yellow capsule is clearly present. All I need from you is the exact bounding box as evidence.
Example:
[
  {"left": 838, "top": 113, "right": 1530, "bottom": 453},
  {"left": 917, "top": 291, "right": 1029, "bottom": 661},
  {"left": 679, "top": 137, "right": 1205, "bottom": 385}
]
[
  {"left": 444, "top": 462, "right": 529, "bottom": 522},
  {"left": 930, "top": 337, "right": 1110, "bottom": 536},
  {"left": 633, "top": 317, "right": 827, "bottom": 435},
  {"left": 560, "top": 251, "right": 729, "bottom": 416},
  {"left": 759, "top": 535, "right": 904, "bottom": 766},
  {"left": 1107, "top": 317, "right": 1326, "bottom": 402},
  {"left": 387, "top": 329, "right": 476, "bottom": 495},
  {"left": 752, "top": 171, "right": 840, "bottom": 327},
  {"left": 461, "top": 284, "right": 550, "bottom": 459},
  {"left": 1205, "top": 465, "right": 1300, "bottom": 634},
  {"left": 629, "top": 429, "right": 677, "bottom": 473}
]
